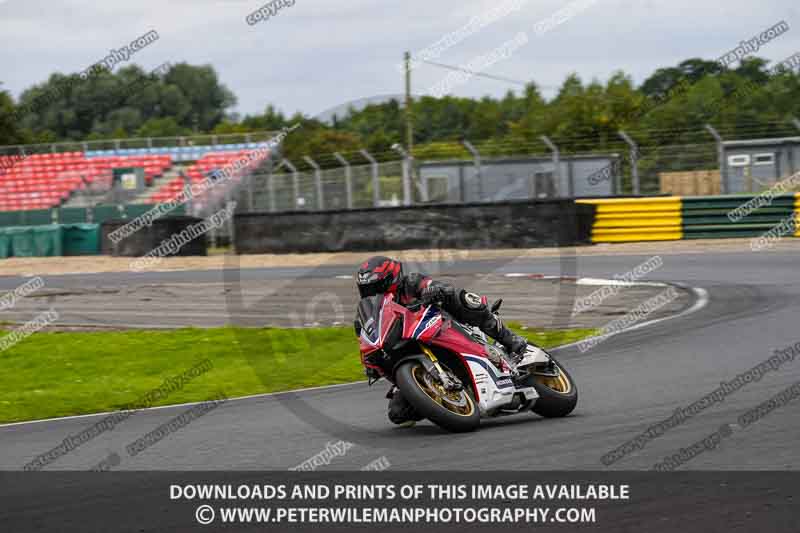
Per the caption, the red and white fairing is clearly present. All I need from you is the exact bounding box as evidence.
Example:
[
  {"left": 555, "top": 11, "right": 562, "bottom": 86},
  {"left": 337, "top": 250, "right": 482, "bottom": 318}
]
[{"left": 358, "top": 293, "right": 539, "bottom": 414}]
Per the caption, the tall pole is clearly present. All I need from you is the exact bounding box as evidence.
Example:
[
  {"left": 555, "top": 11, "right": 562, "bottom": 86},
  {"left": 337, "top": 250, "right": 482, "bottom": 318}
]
[
  {"left": 405, "top": 51, "right": 413, "bottom": 154},
  {"left": 705, "top": 124, "right": 728, "bottom": 194},
  {"left": 618, "top": 130, "right": 640, "bottom": 195}
]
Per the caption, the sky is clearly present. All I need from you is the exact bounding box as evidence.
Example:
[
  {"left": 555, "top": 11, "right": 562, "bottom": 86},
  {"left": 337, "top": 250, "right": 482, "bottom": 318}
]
[{"left": 1, "top": 0, "right": 799, "bottom": 120}]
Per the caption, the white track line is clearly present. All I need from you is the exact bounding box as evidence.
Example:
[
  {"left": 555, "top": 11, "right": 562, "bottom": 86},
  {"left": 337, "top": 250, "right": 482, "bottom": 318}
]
[
  {"left": 0, "top": 285, "right": 709, "bottom": 430},
  {"left": 504, "top": 273, "right": 668, "bottom": 287},
  {"left": 575, "top": 277, "right": 668, "bottom": 287},
  {"left": 551, "top": 286, "right": 709, "bottom": 352},
  {"left": 0, "top": 381, "right": 367, "bottom": 429}
]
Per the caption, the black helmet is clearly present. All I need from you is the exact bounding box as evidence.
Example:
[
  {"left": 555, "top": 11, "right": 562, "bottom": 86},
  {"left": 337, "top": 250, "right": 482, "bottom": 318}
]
[{"left": 355, "top": 256, "right": 403, "bottom": 298}]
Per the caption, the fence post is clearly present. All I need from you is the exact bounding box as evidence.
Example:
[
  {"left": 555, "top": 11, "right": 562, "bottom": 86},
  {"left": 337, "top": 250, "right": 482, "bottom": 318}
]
[
  {"left": 391, "top": 144, "right": 413, "bottom": 206},
  {"left": 462, "top": 140, "right": 482, "bottom": 202},
  {"left": 268, "top": 167, "right": 276, "bottom": 212},
  {"left": 360, "top": 149, "right": 380, "bottom": 207},
  {"left": 541, "top": 135, "right": 563, "bottom": 197},
  {"left": 282, "top": 159, "right": 301, "bottom": 210},
  {"left": 246, "top": 172, "right": 254, "bottom": 211},
  {"left": 705, "top": 124, "right": 728, "bottom": 194},
  {"left": 792, "top": 118, "right": 800, "bottom": 176},
  {"left": 333, "top": 152, "right": 353, "bottom": 209},
  {"left": 618, "top": 130, "right": 640, "bottom": 195},
  {"left": 303, "top": 156, "right": 324, "bottom": 210}
]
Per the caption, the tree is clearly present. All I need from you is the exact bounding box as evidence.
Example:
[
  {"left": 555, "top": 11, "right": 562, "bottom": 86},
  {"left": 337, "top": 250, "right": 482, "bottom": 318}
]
[
  {"left": 0, "top": 84, "right": 27, "bottom": 146},
  {"left": 135, "top": 117, "right": 191, "bottom": 138},
  {"left": 14, "top": 63, "right": 236, "bottom": 140}
]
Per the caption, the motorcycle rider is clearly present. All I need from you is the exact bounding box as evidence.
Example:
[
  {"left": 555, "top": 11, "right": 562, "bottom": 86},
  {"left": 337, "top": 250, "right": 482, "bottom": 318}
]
[{"left": 353, "top": 255, "right": 529, "bottom": 427}]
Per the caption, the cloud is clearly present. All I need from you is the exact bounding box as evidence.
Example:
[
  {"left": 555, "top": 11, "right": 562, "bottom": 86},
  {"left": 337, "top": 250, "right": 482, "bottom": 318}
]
[{"left": 0, "top": 0, "right": 797, "bottom": 117}]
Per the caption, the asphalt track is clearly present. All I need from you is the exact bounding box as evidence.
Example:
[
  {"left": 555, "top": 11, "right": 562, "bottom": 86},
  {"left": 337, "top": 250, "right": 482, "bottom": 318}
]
[{"left": 1, "top": 248, "right": 799, "bottom": 472}]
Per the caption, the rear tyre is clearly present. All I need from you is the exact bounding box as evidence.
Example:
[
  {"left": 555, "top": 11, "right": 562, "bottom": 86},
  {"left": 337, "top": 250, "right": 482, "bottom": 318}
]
[
  {"left": 528, "top": 357, "right": 578, "bottom": 418},
  {"left": 395, "top": 360, "right": 480, "bottom": 433}
]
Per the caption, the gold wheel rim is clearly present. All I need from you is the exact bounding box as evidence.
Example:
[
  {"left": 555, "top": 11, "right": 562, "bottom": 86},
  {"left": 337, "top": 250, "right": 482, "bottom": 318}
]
[
  {"left": 411, "top": 365, "right": 475, "bottom": 417},
  {"left": 534, "top": 365, "right": 572, "bottom": 394}
]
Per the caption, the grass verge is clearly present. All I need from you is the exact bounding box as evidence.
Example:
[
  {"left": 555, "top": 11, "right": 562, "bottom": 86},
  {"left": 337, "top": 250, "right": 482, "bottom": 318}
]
[{"left": 0, "top": 324, "right": 596, "bottom": 423}]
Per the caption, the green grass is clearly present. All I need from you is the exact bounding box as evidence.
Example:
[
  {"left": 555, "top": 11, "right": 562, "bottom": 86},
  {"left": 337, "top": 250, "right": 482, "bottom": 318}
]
[{"left": 0, "top": 324, "right": 597, "bottom": 423}]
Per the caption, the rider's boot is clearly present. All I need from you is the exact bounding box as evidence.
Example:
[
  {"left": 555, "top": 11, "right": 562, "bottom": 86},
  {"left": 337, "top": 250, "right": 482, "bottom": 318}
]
[
  {"left": 386, "top": 386, "right": 422, "bottom": 427},
  {"left": 483, "top": 314, "right": 528, "bottom": 364}
]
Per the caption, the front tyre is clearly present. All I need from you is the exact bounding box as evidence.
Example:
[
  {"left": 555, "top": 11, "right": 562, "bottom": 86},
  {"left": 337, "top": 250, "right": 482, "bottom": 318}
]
[
  {"left": 528, "top": 357, "right": 578, "bottom": 418},
  {"left": 395, "top": 361, "right": 480, "bottom": 433}
]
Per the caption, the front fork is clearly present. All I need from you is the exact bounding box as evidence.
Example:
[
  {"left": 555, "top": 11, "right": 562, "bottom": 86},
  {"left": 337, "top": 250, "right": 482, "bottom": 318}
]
[{"left": 418, "top": 343, "right": 462, "bottom": 391}]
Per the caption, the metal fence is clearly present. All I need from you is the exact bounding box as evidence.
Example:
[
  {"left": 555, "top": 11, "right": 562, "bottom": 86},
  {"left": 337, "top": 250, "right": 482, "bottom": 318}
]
[
  {"left": 0, "top": 131, "right": 281, "bottom": 157},
  {"left": 242, "top": 159, "right": 407, "bottom": 212},
  {"left": 236, "top": 151, "right": 621, "bottom": 213}
]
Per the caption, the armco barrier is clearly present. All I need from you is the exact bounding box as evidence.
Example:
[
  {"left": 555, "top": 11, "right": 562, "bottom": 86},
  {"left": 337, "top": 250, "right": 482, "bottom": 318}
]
[
  {"left": 101, "top": 216, "right": 207, "bottom": 257},
  {"left": 234, "top": 199, "right": 596, "bottom": 254},
  {"left": 577, "top": 197, "right": 683, "bottom": 242},
  {"left": 682, "top": 194, "right": 795, "bottom": 239},
  {"left": 578, "top": 194, "right": 800, "bottom": 243},
  {"left": 796, "top": 193, "right": 800, "bottom": 238}
]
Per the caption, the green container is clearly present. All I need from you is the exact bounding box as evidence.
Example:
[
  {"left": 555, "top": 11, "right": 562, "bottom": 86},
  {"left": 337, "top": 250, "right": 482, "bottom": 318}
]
[
  {"left": 31, "top": 225, "right": 63, "bottom": 257},
  {"left": 62, "top": 223, "right": 100, "bottom": 256},
  {"left": 6, "top": 227, "right": 35, "bottom": 257},
  {"left": 0, "top": 228, "right": 10, "bottom": 259}
]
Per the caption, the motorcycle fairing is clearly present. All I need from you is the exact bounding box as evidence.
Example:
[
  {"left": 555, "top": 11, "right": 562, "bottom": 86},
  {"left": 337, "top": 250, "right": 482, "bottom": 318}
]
[{"left": 357, "top": 294, "right": 539, "bottom": 416}]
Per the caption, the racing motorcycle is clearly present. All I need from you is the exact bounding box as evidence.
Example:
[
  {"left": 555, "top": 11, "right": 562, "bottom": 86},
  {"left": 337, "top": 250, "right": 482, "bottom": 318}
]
[{"left": 357, "top": 292, "right": 578, "bottom": 432}]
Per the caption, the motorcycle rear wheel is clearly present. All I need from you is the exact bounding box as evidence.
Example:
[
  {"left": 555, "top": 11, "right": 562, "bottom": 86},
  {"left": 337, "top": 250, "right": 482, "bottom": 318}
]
[{"left": 395, "top": 361, "right": 481, "bottom": 433}]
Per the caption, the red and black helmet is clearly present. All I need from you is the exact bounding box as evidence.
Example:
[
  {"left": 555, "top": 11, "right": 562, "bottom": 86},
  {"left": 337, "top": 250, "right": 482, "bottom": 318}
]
[{"left": 356, "top": 256, "right": 403, "bottom": 298}]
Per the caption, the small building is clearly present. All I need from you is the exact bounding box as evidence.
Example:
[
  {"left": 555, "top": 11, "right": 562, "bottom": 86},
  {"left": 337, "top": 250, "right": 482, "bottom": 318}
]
[
  {"left": 723, "top": 136, "right": 800, "bottom": 192},
  {"left": 418, "top": 153, "right": 621, "bottom": 203}
]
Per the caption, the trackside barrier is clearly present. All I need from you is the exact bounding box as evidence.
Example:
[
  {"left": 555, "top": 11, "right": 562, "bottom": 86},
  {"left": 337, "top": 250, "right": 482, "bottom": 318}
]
[
  {"left": 0, "top": 204, "right": 186, "bottom": 228},
  {"left": 682, "top": 194, "right": 795, "bottom": 239},
  {"left": 578, "top": 194, "right": 800, "bottom": 243},
  {"left": 0, "top": 224, "right": 100, "bottom": 258},
  {"left": 576, "top": 197, "right": 683, "bottom": 242},
  {"left": 234, "top": 199, "right": 596, "bottom": 254}
]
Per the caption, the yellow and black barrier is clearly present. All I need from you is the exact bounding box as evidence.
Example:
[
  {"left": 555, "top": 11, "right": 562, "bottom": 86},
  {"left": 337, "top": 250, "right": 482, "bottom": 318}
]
[
  {"left": 576, "top": 197, "right": 683, "bottom": 242},
  {"left": 577, "top": 194, "right": 800, "bottom": 244}
]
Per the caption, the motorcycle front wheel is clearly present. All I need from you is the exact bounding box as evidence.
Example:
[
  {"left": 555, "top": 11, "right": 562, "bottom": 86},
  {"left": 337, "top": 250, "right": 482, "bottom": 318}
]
[
  {"left": 527, "top": 356, "right": 578, "bottom": 418},
  {"left": 395, "top": 360, "right": 481, "bottom": 433}
]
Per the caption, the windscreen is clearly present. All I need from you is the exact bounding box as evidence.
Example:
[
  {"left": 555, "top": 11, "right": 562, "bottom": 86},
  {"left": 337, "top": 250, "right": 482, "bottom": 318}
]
[{"left": 357, "top": 294, "right": 385, "bottom": 345}]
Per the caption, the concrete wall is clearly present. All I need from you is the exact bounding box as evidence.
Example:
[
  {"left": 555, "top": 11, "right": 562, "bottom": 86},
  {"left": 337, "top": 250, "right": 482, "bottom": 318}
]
[
  {"left": 101, "top": 216, "right": 207, "bottom": 257},
  {"left": 234, "top": 199, "right": 596, "bottom": 254}
]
